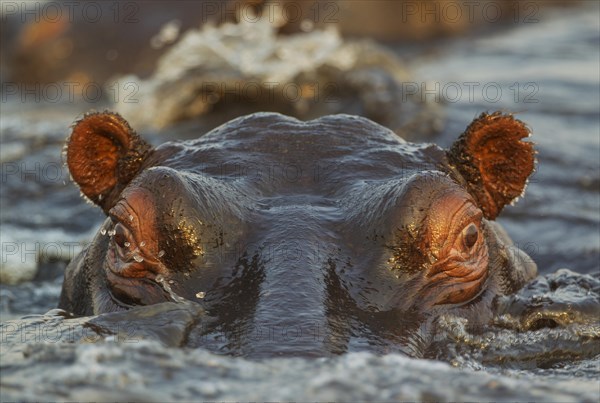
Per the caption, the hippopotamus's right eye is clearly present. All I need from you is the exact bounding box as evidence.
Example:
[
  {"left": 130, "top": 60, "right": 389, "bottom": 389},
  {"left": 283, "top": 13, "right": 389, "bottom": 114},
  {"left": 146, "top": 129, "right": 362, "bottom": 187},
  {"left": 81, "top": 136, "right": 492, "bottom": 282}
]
[{"left": 113, "top": 223, "right": 129, "bottom": 249}]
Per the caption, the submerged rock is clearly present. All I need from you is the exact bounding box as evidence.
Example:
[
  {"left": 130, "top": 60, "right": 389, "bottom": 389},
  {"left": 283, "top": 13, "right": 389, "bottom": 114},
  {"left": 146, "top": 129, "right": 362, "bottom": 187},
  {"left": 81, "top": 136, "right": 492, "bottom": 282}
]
[
  {"left": 429, "top": 269, "right": 600, "bottom": 375},
  {"left": 494, "top": 268, "right": 600, "bottom": 330}
]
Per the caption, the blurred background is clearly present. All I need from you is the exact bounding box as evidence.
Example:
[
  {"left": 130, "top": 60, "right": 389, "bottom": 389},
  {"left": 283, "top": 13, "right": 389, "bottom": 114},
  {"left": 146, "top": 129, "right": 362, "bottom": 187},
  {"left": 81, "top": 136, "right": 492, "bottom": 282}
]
[{"left": 0, "top": 0, "right": 598, "bottom": 316}]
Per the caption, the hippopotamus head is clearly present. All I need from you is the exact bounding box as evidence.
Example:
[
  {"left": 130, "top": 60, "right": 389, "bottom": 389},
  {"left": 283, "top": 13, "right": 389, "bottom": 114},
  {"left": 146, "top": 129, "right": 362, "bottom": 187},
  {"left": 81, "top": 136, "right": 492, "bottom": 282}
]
[{"left": 59, "top": 111, "right": 537, "bottom": 355}]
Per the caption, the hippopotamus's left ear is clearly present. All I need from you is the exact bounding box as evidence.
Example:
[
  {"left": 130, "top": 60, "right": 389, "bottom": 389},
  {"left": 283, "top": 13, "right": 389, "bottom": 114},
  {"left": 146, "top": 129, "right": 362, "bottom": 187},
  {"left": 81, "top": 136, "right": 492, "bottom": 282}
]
[
  {"left": 447, "top": 112, "right": 535, "bottom": 220},
  {"left": 66, "top": 112, "right": 153, "bottom": 213}
]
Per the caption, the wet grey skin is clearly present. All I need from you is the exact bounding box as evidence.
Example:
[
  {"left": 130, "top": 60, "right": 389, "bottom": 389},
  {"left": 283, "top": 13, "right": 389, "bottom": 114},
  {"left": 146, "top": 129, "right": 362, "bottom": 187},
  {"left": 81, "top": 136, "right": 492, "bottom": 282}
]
[{"left": 59, "top": 111, "right": 537, "bottom": 357}]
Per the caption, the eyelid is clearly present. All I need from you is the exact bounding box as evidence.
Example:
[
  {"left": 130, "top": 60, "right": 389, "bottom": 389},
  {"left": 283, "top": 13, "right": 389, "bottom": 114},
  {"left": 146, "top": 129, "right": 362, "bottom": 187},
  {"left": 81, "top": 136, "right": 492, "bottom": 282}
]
[
  {"left": 108, "top": 199, "right": 139, "bottom": 226},
  {"left": 456, "top": 203, "right": 483, "bottom": 229},
  {"left": 109, "top": 209, "right": 128, "bottom": 225}
]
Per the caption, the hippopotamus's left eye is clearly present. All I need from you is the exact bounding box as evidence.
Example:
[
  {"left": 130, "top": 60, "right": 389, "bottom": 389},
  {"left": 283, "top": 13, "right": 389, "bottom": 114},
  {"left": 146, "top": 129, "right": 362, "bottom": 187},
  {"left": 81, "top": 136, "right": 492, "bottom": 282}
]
[{"left": 461, "top": 223, "right": 479, "bottom": 250}]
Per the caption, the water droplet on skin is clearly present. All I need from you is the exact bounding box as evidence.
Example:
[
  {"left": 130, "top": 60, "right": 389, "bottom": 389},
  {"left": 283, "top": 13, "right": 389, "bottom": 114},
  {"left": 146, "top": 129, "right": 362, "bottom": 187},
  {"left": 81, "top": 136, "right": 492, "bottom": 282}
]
[
  {"left": 168, "top": 280, "right": 174, "bottom": 284},
  {"left": 155, "top": 275, "right": 186, "bottom": 303},
  {"left": 98, "top": 194, "right": 103, "bottom": 201},
  {"left": 107, "top": 229, "right": 116, "bottom": 236},
  {"left": 133, "top": 255, "right": 144, "bottom": 263},
  {"left": 140, "top": 241, "right": 146, "bottom": 247},
  {"left": 129, "top": 215, "right": 134, "bottom": 221},
  {"left": 124, "top": 242, "right": 130, "bottom": 248},
  {"left": 158, "top": 250, "right": 165, "bottom": 257},
  {"left": 196, "top": 291, "right": 206, "bottom": 299},
  {"left": 100, "top": 229, "right": 107, "bottom": 235}
]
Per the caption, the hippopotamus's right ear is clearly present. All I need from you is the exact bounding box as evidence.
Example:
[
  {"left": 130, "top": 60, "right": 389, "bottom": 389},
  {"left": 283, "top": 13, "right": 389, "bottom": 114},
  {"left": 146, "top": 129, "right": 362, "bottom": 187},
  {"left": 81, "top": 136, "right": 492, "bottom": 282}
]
[
  {"left": 66, "top": 112, "right": 153, "bottom": 213},
  {"left": 447, "top": 112, "right": 535, "bottom": 220}
]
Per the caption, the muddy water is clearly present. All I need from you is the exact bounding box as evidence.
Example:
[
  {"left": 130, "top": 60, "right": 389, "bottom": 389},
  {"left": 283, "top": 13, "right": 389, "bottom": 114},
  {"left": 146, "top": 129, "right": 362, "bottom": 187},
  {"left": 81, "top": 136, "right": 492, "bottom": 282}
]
[{"left": 1, "top": 2, "right": 599, "bottom": 401}]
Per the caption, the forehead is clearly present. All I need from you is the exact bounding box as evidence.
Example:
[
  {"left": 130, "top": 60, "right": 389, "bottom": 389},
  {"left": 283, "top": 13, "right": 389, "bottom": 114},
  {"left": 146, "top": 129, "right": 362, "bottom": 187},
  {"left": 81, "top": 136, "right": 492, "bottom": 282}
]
[{"left": 150, "top": 112, "right": 448, "bottom": 199}]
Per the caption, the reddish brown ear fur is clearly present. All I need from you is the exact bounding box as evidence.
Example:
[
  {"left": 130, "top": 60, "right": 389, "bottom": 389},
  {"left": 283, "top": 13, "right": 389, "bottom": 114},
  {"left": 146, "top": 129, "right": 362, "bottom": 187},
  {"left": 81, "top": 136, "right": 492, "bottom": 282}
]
[
  {"left": 447, "top": 112, "right": 535, "bottom": 220},
  {"left": 66, "top": 112, "right": 152, "bottom": 213}
]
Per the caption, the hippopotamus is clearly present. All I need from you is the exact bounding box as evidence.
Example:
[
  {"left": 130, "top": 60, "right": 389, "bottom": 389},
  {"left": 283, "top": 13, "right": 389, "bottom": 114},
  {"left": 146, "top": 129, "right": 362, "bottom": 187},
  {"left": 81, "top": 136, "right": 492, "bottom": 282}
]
[{"left": 58, "top": 111, "right": 537, "bottom": 356}]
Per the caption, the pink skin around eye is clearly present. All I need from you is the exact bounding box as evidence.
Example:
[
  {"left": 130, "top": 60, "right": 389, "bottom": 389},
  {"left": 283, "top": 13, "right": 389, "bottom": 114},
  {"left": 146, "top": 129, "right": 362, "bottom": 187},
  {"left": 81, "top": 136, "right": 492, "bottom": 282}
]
[
  {"left": 106, "top": 188, "right": 166, "bottom": 279},
  {"left": 420, "top": 190, "right": 489, "bottom": 306}
]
